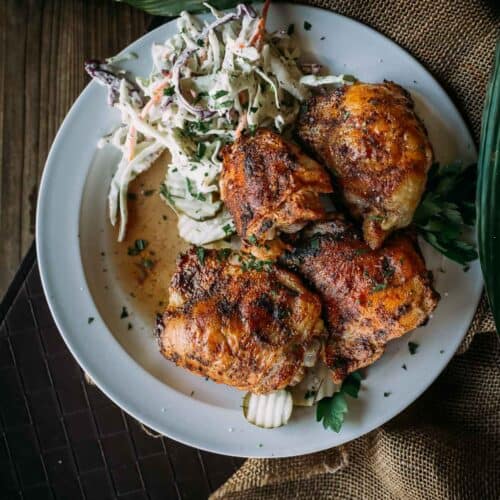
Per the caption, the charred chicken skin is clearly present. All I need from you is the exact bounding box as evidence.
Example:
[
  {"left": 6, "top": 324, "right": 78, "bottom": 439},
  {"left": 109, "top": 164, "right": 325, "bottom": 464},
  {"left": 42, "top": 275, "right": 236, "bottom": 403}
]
[
  {"left": 157, "top": 247, "right": 325, "bottom": 394},
  {"left": 220, "top": 128, "right": 333, "bottom": 246},
  {"left": 297, "top": 82, "right": 433, "bottom": 249},
  {"left": 281, "top": 217, "right": 439, "bottom": 383}
]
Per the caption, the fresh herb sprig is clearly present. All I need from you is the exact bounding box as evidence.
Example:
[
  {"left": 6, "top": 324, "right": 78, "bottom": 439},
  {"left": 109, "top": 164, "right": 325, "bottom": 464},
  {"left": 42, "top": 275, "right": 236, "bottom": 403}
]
[
  {"left": 316, "top": 371, "right": 361, "bottom": 432},
  {"left": 413, "top": 162, "right": 478, "bottom": 266}
]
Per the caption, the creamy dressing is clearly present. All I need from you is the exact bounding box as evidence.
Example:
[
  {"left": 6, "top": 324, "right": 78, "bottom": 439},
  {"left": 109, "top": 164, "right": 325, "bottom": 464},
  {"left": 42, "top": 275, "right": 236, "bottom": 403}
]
[{"left": 109, "top": 153, "right": 187, "bottom": 320}]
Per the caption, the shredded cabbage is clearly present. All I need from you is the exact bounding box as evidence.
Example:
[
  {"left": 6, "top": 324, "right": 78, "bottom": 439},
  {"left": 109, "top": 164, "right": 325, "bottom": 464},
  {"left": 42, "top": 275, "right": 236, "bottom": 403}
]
[{"left": 91, "top": 3, "right": 348, "bottom": 245}]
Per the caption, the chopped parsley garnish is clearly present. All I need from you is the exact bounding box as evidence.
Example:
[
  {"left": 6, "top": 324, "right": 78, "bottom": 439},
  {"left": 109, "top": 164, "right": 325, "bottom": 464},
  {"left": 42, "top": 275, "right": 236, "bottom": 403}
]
[
  {"left": 287, "top": 24, "right": 295, "bottom": 35},
  {"left": 88, "top": 317, "right": 94, "bottom": 324},
  {"left": 213, "top": 90, "right": 229, "bottom": 99},
  {"left": 163, "top": 86, "right": 175, "bottom": 96},
  {"left": 196, "top": 142, "right": 206, "bottom": 159},
  {"left": 304, "top": 21, "right": 312, "bottom": 31},
  {"left": 384, "top": 392, "right": 391, "bottom": 397},
  {"left": 128, "top": 323, "right": 133, "bottom": 330},
  {"left": 250, "top": 107, "right": 258, "bottom": 113},
  {"left": 222, "top": 224, "right": 234, "bottom": 237},
  {"left": 248, "top": 124, "right": 257, "bottom": 135},
  {"left": 372, "top": 282, "right": 387, "bottom": 292},
  {"left": 316, "top": 371, "right": 361, "bottom": 432},
  {"left": 196, "top": 247, "right": 206, "bottom": 265},
  {"left": 160, "top": 183, "right": 176, "bottom": 206},
  {"left": 128, "top": 239, "right": 148, "bottom": 256},
  {"left": 120, "top": 306, "right": 129, "bottom": 319},
  {"left": 186, "top": 178, "right": 206, "bottom": 201},
  {"left": 248, "top": 234, "right": 258, "bottom": 245},
  {"left": 240, "top": 255, "right": 273, "bottom": 272},
  {"left": 196, "top": 38, "right": 204, "bottom": 47},
  {"left": 183, "top": 119, "right": 210, "bottom": 135},
  {"left": 402, "top": 364, "right": 407, "bottom": 370},
  {"left": 440, "top": 349, "right": 445, "bottom": 354},
  {"left": 216, "top": 99, "right": 233, "bottom": 109},
  {"left": 309, "top": 238, "right": 320, "bottom": 250},
  {"left": 408, "top": 341, "right": 419, "bottom": 355},
  {"left": 216, "top": 248, "right": 231, "bottom": 261},
  {"left": 320, "top": 36, "right": 326, "bottom": 40}
]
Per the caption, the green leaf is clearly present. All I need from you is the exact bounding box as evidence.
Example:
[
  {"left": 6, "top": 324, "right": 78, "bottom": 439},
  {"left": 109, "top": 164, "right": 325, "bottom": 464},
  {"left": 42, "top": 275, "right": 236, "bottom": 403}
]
[
  {"left": 408, "top": 341, "right": 419, "bottom": 355},
  {"left": 414, "top": 161, "right": 478, "bottom": 265},
  {"left": 316, "top": 371, "right": 362, "bottom": 432},
  {"left": 115, "top": 0, "right": 254, "bottom": 17},
  {"left": 342, "top": 371, "right": 362, "bottom": 398},
  {"left": 316, "top": 392, "right": 348, "bottom": 432},
  {"left": 477, "top": 40, "right": 500, "bottom": 336},
  {"left": 196, "top": 247, "right": 206, "bottom": 265}
]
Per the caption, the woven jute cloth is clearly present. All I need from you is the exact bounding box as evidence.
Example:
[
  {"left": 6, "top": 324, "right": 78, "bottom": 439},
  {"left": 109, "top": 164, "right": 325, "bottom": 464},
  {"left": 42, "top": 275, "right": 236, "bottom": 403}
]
[{"left": 211, "top": 1, "right": 499, "bottom": 499}]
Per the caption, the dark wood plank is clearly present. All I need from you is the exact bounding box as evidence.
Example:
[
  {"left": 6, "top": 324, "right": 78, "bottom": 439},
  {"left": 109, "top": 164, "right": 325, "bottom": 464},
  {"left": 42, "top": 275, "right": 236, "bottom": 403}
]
[{"left": 0, "top": 0, "right": 149, "bottom": 299}]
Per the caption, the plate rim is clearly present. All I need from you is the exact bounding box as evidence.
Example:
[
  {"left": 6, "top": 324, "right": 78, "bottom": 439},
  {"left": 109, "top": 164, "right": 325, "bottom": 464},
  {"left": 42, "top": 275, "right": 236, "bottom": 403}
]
[{"left": 36, "top": 3, "right": 482, "bottom": 458}]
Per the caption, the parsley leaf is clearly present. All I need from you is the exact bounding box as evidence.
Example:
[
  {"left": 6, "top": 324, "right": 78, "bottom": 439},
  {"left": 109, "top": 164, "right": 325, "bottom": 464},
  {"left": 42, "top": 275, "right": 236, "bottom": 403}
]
[
  {"left": 213, "top": 90, "right": 229, "bottom": 99},
  {"left": 196, "top": 142, "right": 206, "bottom": 159},
  {"left": 222, "top": 224, "right": 234, "bottom": 237},
  {"left": 160, "top": 183, "right": 176, "bottom": 206},
  {"left": 304, "top": 21, "right": 312, "bottom": 31},
  {"left": 248, "top": 234, "right": 258, "bottom": 245},
  {"left": 196, "top": 247, "right": 206, "bottom": 265},
  {"left": 316, "top": 371, "right": 362, "bottom": 432},
  {"left": 408, "top": 341, "right": 419, "bottom": 355},
  {"left": 413, "top": 162, "right": 478, "bottom": 265},
  {"left": 287, "top": 24, "right": 295, "bottom": 36},
  {"left": 163, "top": 86, "right": 175, "bottom": 96},
  {"left": 186, "top": 178, "right": 206, "bottom": 201},
  {"left": 128, "top": 239, "right": 148, "bottom": 256},
  {"left": 316, "top": 392, "right": 347, "bottom": 432}
]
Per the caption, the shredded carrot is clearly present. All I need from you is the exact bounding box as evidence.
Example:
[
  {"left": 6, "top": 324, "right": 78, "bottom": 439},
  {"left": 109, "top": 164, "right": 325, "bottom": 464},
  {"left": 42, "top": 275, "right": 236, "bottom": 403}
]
[
  {"left": 249, "top": 0, "right": 271, "bottom": 47},
  {"left": 125, "top": 75, "right": 172, "bottom": 161}
]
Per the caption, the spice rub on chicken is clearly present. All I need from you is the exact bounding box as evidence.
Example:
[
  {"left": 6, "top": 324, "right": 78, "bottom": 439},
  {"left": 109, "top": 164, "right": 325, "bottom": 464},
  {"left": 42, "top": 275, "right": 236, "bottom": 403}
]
[
  {"left": 157, "top": 247, "right": 325, "bottom": 394},
  {"left": 281, "top": 216, "right": 439, "bottom": 383},
  {"left": 220, "top": 128, "right": 333, "bottom": 247},
  {"left": 297, "top": 82, "right": 433, "bottom": 249}
]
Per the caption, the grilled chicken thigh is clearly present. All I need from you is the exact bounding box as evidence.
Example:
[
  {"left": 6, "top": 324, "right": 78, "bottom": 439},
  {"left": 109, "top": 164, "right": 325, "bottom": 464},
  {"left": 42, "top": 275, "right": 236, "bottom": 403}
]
[
  {"left": 281, "top": 217, "right": 439, "bottom": 383},
  {"left": 157, "top": 247, "right": 325, "bottom": 394},
  {"left": 297, "top": 82, "right": 433, "bottom": 249},
  {"left": 221, "top": 128, "right": 333, "bottom": 246}
]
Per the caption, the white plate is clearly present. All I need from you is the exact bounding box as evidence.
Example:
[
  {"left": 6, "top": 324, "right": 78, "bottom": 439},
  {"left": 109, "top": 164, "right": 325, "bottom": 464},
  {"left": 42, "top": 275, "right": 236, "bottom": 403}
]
[{"left": 36, "top": 3, "right": 481, "bottom": 458}]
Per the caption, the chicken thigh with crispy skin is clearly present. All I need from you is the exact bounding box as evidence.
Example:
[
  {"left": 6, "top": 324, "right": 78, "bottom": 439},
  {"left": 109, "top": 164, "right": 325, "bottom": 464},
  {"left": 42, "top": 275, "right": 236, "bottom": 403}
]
[
  {"left": 221, "top": 128, "right": 333, "bottom": 246},
  {"left": 297, "top": 82, "right": 433, "bottom": 249},
  {"left": 281, "top": 216, "right": 439, "bottom": 383},
  {"left": 156, "top": 247, "right": 325, "bottom": 394}
]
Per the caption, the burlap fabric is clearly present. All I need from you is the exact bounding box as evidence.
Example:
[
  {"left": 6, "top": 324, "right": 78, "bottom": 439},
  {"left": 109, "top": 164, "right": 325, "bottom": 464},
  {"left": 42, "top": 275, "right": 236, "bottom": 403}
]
[{"left": 211, "top": 1, "right": 499, "bottom": 498}]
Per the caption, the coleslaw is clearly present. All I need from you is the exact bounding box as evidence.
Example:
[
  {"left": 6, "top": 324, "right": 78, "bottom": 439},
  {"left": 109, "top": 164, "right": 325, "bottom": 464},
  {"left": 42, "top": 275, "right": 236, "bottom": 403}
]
[{"left": 86, "top": 2, "right": 351, "bottom": 245}]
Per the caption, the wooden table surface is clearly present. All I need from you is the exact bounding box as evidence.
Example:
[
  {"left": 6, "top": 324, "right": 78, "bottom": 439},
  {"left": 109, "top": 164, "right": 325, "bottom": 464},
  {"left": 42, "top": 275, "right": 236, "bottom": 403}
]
[{"left": 0, "top": 0, "right": 151, "bottom": 299}]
